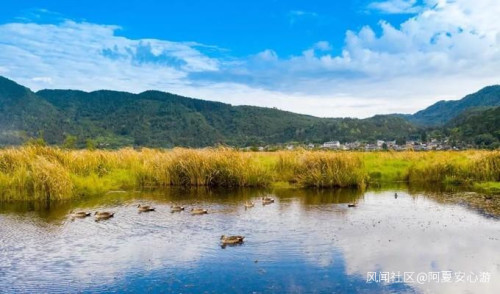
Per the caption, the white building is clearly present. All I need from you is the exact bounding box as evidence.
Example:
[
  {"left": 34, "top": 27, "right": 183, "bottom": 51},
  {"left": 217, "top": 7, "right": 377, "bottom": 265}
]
[{"left": 322, "top": 141, "right": 340, "bottom": 149}]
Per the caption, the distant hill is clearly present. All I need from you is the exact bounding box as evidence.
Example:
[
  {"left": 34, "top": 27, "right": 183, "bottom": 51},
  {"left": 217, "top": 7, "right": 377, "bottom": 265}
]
[
  {"left": 406, "top": 85, "right": 500, "bottom": 126},
  {"left": 2, "top": 76, "right": 499, "bottom": 148},
  {"left": 0, "top": 77, "right": 63, "bottom": 145},
  {"left": 0, "top": 76, "right": 420, "bottom": 148},
  {"left": 445, "top": 106, "right": 500, "bottom": 148}
]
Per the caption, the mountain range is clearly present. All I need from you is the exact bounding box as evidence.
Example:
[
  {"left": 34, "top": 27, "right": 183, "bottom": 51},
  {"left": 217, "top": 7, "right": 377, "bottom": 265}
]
[
  {"left": 400, "top": 85, "right": 500, "bottom": 126},
  {"left": 0, "top": 76, "right": 498, "bottom": 148}
]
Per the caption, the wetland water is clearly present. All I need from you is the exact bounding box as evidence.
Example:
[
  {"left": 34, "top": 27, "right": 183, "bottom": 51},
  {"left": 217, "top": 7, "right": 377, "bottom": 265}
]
[{"left": 0, "top": 188, "right": 499, "bottom": 293}]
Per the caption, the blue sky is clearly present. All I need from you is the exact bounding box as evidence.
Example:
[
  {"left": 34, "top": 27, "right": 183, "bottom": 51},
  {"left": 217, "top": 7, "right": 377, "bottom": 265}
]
[
  {"left": 1, "top": 0, "right": 499, "bottom": 117},
  {"left": 0, "top": 1, "right": 413, "bottom": 57}
]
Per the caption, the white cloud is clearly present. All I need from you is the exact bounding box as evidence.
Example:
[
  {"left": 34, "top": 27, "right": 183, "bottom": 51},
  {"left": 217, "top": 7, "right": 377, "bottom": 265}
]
[
  {"left": 256, "top": 49, "right": 279, "bottom": 62},
  {"left": 313, "top": 41, "right": 332, "bottom": 51},
  {"left": 0, "top": 0, "right": 499, "bottom": 118},
  {"left": 288, "top": 10, "right": 319, "bottom": 26},
  {"left": 367, "top": 0, "right": 422, "bottom": 14},
  {"left": 32, "top": 76, "right": 53, "bottom": 83},
  {"left": 0, "top": 21, "right": 218, "bottom": 92}
]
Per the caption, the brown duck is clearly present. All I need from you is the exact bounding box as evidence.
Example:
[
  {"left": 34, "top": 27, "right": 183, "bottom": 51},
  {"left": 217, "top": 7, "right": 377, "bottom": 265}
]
[
  {"left": 137, "top": 204, "right": 155, "bottom": 212},
  {"left": 70, "top": 211, "right": 91, "bottom": 218},
  {"left": 94, "top": 211, "right": 115, "bottom": 220},
  {"left": 191, "top": 208, "right": 208, "bottom": 215},
  {"left": 262, "top": 197, "right": 275, "bottom": 205},
  {"left": 244, "top": 201, "right": 255, "bottom": 209},
  {"left": 170, "top": 205, "right": 185, "bottom": 213},
  {"left": 220, "top": 235, "right": 245, "bottom": 245}
]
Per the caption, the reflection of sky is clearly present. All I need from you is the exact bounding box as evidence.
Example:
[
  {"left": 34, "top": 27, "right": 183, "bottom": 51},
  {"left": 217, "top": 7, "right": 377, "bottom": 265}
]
[
  {"left": 337, "top": 191, "right": 500, "bottom": 294},
  {"left": 0, "top": 190, "right": 499, "bottom": 293}
]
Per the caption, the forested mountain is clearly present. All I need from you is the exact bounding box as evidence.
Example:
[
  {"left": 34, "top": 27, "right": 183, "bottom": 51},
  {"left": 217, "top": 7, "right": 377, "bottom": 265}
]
[
  {"left": 0, "top": 76, "right": 497, "bottom": 148},
  {"left": 405, "top": 85, "right": 500, "bottom": 126},
  {"left": 0, "top": 77, "right": 64, "bottom": 145},
  {"left": 444, "top": 106, "right": 500, "bottom": 148},
  {"left": 0, "top": 76, "right": 419, "bottom": 148}
]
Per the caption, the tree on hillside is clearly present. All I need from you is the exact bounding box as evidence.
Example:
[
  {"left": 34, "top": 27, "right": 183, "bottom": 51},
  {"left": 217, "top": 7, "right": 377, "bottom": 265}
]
[{"left": 63, "top": 134, "right": 77, "bottom": 149}]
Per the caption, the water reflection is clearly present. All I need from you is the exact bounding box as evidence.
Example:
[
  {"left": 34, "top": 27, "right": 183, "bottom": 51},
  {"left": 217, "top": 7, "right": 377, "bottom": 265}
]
[{"left": 0, "top": 188, "right": 498, "bottom": 293}]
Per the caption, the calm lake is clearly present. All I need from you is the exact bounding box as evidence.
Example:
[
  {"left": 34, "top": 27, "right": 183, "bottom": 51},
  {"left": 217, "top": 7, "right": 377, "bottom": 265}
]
[{"left": 0, "top": 188, "right": 498, "bottom": 293}]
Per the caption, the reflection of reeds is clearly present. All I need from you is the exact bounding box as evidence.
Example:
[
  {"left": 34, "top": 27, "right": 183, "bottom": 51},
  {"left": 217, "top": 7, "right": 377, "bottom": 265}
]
[{"left": 0, "top": 147, "right": 498, "bottom": 200}]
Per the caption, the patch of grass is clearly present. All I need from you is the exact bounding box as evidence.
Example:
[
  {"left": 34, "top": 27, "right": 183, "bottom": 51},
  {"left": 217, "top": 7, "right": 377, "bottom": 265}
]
[
  {"left": 362, "top": 152, "right": 415, "bottom": 182},
  {"left": 473, "top": 182, "right": 500, "bottom": 194},
  {"left": 275, "top": 151, "right": 367, "bottom": 188},
  {"left": 0, "top": 147, "right": 498, "bottom": 200}
]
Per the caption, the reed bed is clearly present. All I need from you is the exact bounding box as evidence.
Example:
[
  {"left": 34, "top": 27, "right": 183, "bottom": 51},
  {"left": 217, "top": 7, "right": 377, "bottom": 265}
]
[
  {"left": 275, "top": 151, "right": 367, "bottom": 188},
  {"left": 0, "top": 147, "right": 498, "bottom": 200},
  {"left": 407, "top": 150, "right": 500, "bottom": 185}
]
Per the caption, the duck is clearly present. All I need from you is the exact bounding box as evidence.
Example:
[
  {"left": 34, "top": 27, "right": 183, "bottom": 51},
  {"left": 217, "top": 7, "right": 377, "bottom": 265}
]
[
  {"left": 347, "top": 203, "right": 357, "bottom": 208},
  {"left": 70, "top": 211, "right": 91, "bottom": 218},
  {"left": 244, "top": 201, "right": 255, "bottom": 209},
  {"left": 190, "top": 208, "right": 208, "bottom": 215},
  {"left": 394, "top": 192, "right": 398, "bottom": 199},
  {"left": 170, "top": 205, "right": 185, "bottom": 213},
  {"left": 220, "top": 235, "right": 245, "bottom": 245},
  {"left": 262, "top": 197, "right": 275, "bottom": 205},
  {"left": 137, "top": 204, "right": 155, "bottom": 212},
  {"left": 94, "top": 211, "right": 115, "bottom": 220}
]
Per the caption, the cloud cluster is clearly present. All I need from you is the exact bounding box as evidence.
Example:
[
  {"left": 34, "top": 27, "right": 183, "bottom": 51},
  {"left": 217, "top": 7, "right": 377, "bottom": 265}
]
[
  {"left": 0, "top": 21, "right": 218, "bottom": 92},
  {"left": 367, "top": 0, "right": 422, "bottom": 14},
  {"left": 0, "top": 0, "right": 499, "bottom": 117}
]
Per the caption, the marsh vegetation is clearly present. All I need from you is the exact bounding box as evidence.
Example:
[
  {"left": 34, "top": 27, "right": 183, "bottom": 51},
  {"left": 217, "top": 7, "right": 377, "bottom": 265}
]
[{"left": 0, "top": 146, "right": 497, "bottom": 201}]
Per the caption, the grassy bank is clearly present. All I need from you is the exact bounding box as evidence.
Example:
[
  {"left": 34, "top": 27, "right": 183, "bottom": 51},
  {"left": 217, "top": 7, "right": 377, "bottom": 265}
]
[{"left": 0, "top": 147, "right": 498, "bottom": 200}]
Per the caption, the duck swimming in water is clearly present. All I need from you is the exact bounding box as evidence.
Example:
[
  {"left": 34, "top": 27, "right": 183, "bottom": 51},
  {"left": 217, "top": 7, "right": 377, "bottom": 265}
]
[
  {"left": 190, "top": 208, "right": 208, "bottom": 215},
  {"left": 94, "top": 211, "right": 114, "bottom": 220},
  {"left": 70, "top": 211, "right": 91, "bottom": 218},
  {"left": 137, "top": 204, "right": 155, "bottom": 212},
  {"left": 244, "top": 201, "right": 255, "bottom": 209},
  {"left": 220, "top": 235, "right": 245, "bottom": 245},
  {"left": 262, "top": 197, "right": 274, "bottom": 205},
  {"left": 170, "top": 205, "right": 185, "bottom": 213}
]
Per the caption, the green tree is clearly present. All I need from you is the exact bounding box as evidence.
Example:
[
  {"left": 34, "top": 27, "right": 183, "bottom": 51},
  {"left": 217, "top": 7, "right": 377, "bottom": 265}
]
[
  {"left": 420, "top": 131, "right": 428, "bottom": 143},
  {"left": 474, "top": 134, "right": 496, "bottom": 147},
  {"left": 24, "top": 137, "right": 46, "bottom": 146},
  {"left": 62, "top": 134, "right": 77, "bottom": 149},
  {"left": 86, "top": 139, "right": 96, "bottom": 150},
  {"left": 24, "top": 131, "right": 46, "bottom": 146},
  {"left": 395, "top": 137, "right": 406, "bottom": 146}
]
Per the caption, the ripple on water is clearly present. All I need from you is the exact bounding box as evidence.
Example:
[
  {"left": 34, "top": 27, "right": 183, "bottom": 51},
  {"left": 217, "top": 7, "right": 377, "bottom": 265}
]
[{"left": 0, "top": 189, "right": 499, "bottom": 293}]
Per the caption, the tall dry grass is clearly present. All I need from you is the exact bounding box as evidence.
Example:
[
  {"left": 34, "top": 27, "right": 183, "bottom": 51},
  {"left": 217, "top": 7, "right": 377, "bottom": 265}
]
[
  {"left": 0, "top": 147, "right": 273, "bottom": 200},
  {"left": 0, "top": 147, "right": 498, "bottom": 200},
  {"left": 275, "top": 151, "right": 367, "bottom": 188},
  {"left": 407, "top": 150, "right": 500, "bottom": 185}
]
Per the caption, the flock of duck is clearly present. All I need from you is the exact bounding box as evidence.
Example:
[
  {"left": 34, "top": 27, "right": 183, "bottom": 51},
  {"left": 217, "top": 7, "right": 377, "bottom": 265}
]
[
  {"left": 68, "top": 194, "right": 399, "bottom": 246},
  {"left": 69, "top": 196, "right": 276, "bottom": 246}
]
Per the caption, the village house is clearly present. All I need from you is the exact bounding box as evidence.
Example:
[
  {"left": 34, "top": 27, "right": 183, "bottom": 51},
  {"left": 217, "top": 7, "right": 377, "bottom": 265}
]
[{"left": 322, "top": 141, "right": 341, "bottom": 149}]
